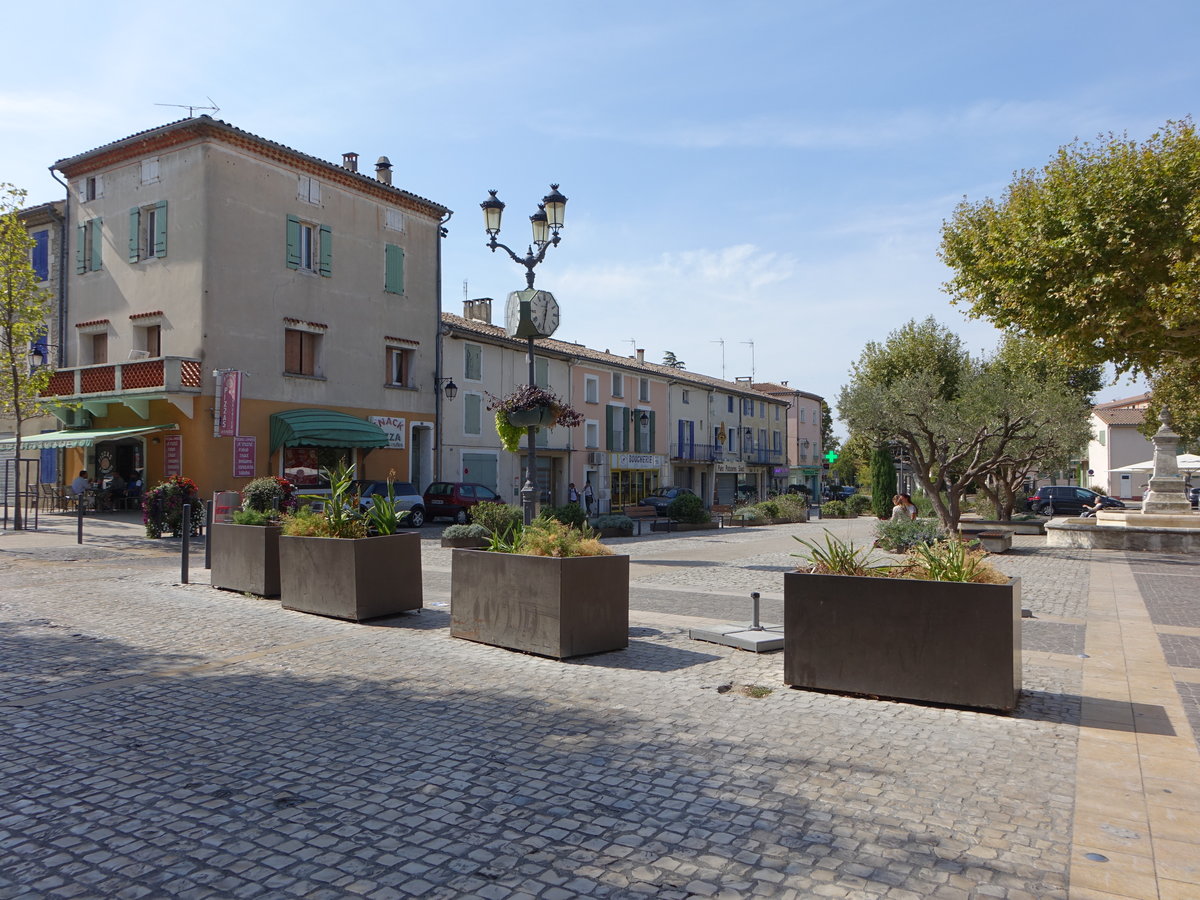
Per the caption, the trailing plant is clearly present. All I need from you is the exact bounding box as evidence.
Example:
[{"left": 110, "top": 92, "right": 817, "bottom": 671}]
[
  {"left": 242, "top": 476, "right": 297, "bottom": 514},
  {"left": 667, "top": 492, "right": 710, "bottom": 523},
  {"left": 873, "top": 517, "right": 944, "bottom": 553},
  {"left": 542, "top": 502, "right": 587, "bottom": 528},
  {"left": 232, "top": 508, "right": 272, "bottom": 526},
  {"left": 847, "top": 493, "right": 874, "bottom": 516},
  {"left": 143, "top": 475, "right": 204, "bottom": 538},
  {"left": 470, "top": 502, "right": 523, "bottom": 536},
  {"left": 792, "top": 534, "right": 889, "bottom": 576},
  {"left": 486, "top": 384, "right": 585, "bottom": 453},
  {"left": 592, "top": 514, "right": 634, "bottom": 535},
  {"left": 902, "top": 538, "right": 1007, "bottom": 584},
  {"left": 442, "top": 523, "right": 490, "bottom": 539},
  {"left": 820, "top": 499, "right": 848, "bottom": 518}
]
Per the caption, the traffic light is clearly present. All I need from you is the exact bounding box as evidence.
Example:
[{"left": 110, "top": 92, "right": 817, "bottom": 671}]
[{"left": 822, "top": 463, "right": 830, "bottom": 470}]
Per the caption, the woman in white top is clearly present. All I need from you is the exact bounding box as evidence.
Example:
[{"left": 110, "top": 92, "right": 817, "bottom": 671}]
[{"left": 890, "top": 494, "right": 909, "bottom": 522}]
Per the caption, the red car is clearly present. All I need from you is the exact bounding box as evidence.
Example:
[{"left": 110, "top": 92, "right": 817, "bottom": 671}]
[{"left": 422, "top": 481, "right": 504, "bottom": 523}]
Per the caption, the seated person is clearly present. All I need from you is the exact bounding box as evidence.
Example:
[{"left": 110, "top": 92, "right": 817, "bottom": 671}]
[
  {"left": 69, "top": 470, "right": 91, "bottom": 497},
  {"left": 108, "top": 472, "right": 127, "bottom": 497},
  {"left": 1080, "top": 497, "right": 1106, "bottom": 518}
]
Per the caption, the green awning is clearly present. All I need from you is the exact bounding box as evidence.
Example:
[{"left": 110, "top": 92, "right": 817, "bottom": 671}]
[
  {"left": 0, "top": 423, "right": 178, "bottom": 449},
  {"left": 269, "top": 409, "right": 389, "bottom": 455}
]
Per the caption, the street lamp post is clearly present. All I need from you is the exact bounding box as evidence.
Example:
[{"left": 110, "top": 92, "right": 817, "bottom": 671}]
[{"left": 481, "top": 185, "right": 568, "bottom": 525}]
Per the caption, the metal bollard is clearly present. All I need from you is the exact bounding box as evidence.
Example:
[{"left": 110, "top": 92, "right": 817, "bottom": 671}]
[
  {"left": 750, "top": 591, "right": 763, "bottom": 631},
  {"left": 181, "top": 503, "right": 190, "bottom": 584},
  {"left": 77, "top": 496, "right": 84, "bottom": 544}
]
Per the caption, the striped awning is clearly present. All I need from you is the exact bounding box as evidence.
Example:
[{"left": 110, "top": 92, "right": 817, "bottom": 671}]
[
  {"left": 0, "top": 423, "right": 178, "bottom": 449},
  {"left": 269, "top": 409, "right": 389, "bottom": 454}
]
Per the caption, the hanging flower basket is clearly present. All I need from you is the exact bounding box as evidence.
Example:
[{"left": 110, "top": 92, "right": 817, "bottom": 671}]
[
  {"left": 507, "top": 406, "right": 557, "bottom": 428},
  {"left": 488, "top": 385, "right": 584, "bottom": 453}
]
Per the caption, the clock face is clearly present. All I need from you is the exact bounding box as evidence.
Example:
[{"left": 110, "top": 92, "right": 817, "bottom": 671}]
[
  {"left": 530, "top": 292, "right": 560, "bottom": 337},
  {"left": 504, "top": 292, "right": 525, "bottom": 338}
]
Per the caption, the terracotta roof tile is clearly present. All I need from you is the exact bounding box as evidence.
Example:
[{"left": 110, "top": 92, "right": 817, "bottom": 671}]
[{"left": 1093, "top": 408, "right": 1147, "bottom": 426}]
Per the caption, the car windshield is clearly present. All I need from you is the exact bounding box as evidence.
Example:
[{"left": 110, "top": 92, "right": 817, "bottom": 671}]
[{"left": 425, "top": 483, "right": 452, "bottom": 496}]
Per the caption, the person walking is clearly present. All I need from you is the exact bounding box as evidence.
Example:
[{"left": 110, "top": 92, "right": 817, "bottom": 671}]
[
  {"left": 583, "top": 480, "right": 594, "bottom": 515},
  {"left": 568, "top": 482, "right": 580, "bottom": 505}
]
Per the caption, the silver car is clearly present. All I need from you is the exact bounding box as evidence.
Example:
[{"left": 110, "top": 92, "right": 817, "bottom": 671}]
[{"left": 355, "top": 480, "right": 426, "bottom": 527}]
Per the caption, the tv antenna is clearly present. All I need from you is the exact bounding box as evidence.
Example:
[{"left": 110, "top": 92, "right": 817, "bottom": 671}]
[
  {"left": 154, "top": 97, "right": 220, "bottom": 117},
  {"left": 741, "top": 340, "right": 755, "bottom": 381},
  {"left": 627, "top": 339, "right": 637, "bottom": 357},
  {"left": 463, "top": 279, "right": 469, "bottom": 301},
  {"left": 711, "top": 339, "right": 725, "bottom": 380}
]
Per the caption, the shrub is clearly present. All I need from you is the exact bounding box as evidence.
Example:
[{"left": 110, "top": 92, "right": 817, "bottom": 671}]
[
  {"left": 874, "top": 517, "right": 944, "bottom": 552},
  {"left": 847, "top": 493, "right": 874, "bottom": 516},
  {"left": 542, "top": 502, "right": 587, "bottom": 528},
  {"left": 734, "top": 506, "right": 767, "bottom": 523},
  {"left": 912, "top": 493, "right": 936, "bottom": 519},
  {"left": 667, "top": 492, "right": 710, "bottom": 523},
  {"left": 470, "top": 502, "right": 523, "bottom": 536},
  {"left": 756, "top": 499, "right": 782, "bottom": 519},
  {"left": 494, "top": 518, "right": 612, "bottom": 557},
  {"left": 820, "top": 499, "right": 848, "bottom": 518},
  {"left": 870, "top": 446, "right": 897, "bottom": 518},
  {"left": 772, "top": 494, "right": 810, "bottom": 523},
  {"left": 232, "top": 508, "right": 272, "bottom": 526},
  {"left": 900, "top": 539, "right": 1008, "bottom": 584},
  {"left": 442, "top": 523, "right": 490, "bottom": 539},
  {"left": 592, "top": 514, "right": 634, "bottom": 535},
  {"left": 143, "top": 475, "right": 204, "bottom": 538},
  {"left": 241, "top": 476, "right": 297, "bottom": 514}
]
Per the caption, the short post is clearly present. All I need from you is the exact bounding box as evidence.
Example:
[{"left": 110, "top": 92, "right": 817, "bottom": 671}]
[
  {"left": 181, "top": 503, "right": 191, "bottom": 584},
  {"left": 204, "top": 500, "right": 214, "bottom": 570},
  {"left": 749, "top": 591, "right": 763, "bottom": 631},
  {"left": 76, "top": 496, "right": 84, "bottom": 544}
]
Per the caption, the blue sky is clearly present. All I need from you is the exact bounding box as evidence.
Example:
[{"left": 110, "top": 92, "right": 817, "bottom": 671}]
[{"left": 5, "top": 1, "right": 1194, "bottom": 428}]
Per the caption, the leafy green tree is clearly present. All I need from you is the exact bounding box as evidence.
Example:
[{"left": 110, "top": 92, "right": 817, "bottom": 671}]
[
  {"left": 820, "top": 401, "right": 837, "bottom": 456},
  {"left": 0, "top": 185, "right": 54, "bottom": 530},
  {"left": 838, "top": 318, "right": 1093, "bottom": 531},
  {"left": 661, "top": 351, "right": 686, "bottom": 369},
  {"left": 869, "top": 446, "right": 897, "bottom": 518},
  {"left": 828, "top": 431, "right": 868, "bottom": 485},
  {"left": 940, "top": 119, "right": 1200, "bottom": 438}
]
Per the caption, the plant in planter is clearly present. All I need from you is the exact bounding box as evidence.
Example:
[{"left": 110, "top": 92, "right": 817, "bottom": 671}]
[
  {"left": 592, "top": 513, "right": 634, "bottom": 537},
  {"left": 873, "top": 517, "right": 944, "bottom": 553},
  {"left": 846, "top": 493, "right": 874, "bottom": 516},
  {"left": 819, "top": 499, "right": 848, "bottom": 519},
  {"left": 469, "top": 502, "right": 523, "bottom": 537},
  {"left": 487, "top": 384, "right": 584, "bottom": 453},
  {"left": 278, "top": 461, "right": 421, "bottom": 621},
  {"left": 143, "top": 475, "right": 204, "bottom": 538},
  {"left": 450, "top": 517, "right": 628, "bottom": 659},
  {"left": 541, "top": 502, "right": 587, "bottom": 528},
  {"left": 211, "top": 476, "right": 297, "bottom": 597},
  {"left": 786, "top": 534, "right": 1021, "bottom": 711},
  {"left": 241, "top": 476, "right": 297, "bottom": 516},
  {"left": 441, "top": 523, "right": 491, "bottom": 548}
]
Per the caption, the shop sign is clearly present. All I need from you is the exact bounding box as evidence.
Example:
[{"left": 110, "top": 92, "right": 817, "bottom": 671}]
[
  {"left": 772, "top": 466, "right": 789, "bottom": 475},
  {"left": 368, "top": 415, "right": 406, "bottom": 450},
  {"left": 164, "top": 435, "right": 183, "bottom": 476},
  {"left": 217, "top": 370, "right": 241, "bottom": 438},
  {"left": 798, "top": 466, "right": 820, "bottom": 475},
  {"left": 615, "top": 453, "right": 663, "bottom": 469},
  {"left": 715, "top": 462, "right": 746, "bottom": 474},
  {"left": 233, "top": 436, "right": 256, "bottom": 478}
]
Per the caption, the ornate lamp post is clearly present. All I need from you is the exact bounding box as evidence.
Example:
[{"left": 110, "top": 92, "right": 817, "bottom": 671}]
[{"left": 481, "top": 184, "right": 568, "bottom": 524}]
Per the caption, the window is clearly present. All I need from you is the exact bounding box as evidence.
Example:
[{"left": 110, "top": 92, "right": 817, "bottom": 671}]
[
  {"left": 30, "top": 230, "right": 49, "bottom": 281},
  {"left": 607, "top": 405, "right": 627, "bottom": 451},
  {"left": 759, "top": 402, "right": 765, "bottom": 417},
  {"left": 612, "top": 373, "right": 623, "bottom": 398},
  {"left": 136, "top": 325, "right": 161, "bottom": 358},
  {"left": 76, "top": 218, "right": 103, "bottom": 273},
  {"left": 286, "top": 215, "right": 331, "bottom": 276},
  {"left": 584, "top": 375, "right": 599, "bottom": 404},
  {"left": 77, "top": 176, "right": 103, "bottom": 202},
  {"left": 727, "top": 396, "right": 734, "bottom": 413},
  {"left": 384, "top": 244, "right": 405, "bottom": 295},
  {"left": 1097, "top": 429, "right": 1106, "bottom": 446},
  {"left": 386, "top": 346, "right": 412, "bottom": 386},
  {"left": 129, "top": 202, "right": 168, "bottom": 262},
  {"left": 759, "top": 428, "right": 768, "bottom": 450},
  {"left": 464, "top": 344, "right": 482, "bottom": 381},
  {"left": 742, "top": 398, "right": 753, "bottom": 415},
  {"left": 799, "top": 407, "right": 806, "bottom": 423},
  {"left": 140, "top": 158, "right": 160, "bottom": 185},
  {"left": 774, "top": 405, "right": 780, "bottom": 421},
  {"left": 585, "top": 421, "right": 599, "bottom": 449},
  {"left": 464, "top": 393, "right": 482, "bottom": 435},
  {"left": 90, "top": 333, "right": 108, "bottom": 365},
  {"left": 639, "top": 378, "right": 650, "bottom": 402},
  {"left": 384, "top": 209, "right": 405, "bottom": 232},
  {"left": 681, "top": 389, "right": 690, "bottom": 405},
  {"left": 297, "top": 175, "right": 321, "bottom": 205},
  {"left": 284, "top": 328, "right": 322, "bottom": 376}
]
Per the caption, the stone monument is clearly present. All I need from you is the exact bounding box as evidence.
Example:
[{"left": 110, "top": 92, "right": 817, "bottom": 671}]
[{"left": 1140, "top": 407, "right": 1193, "bottom": 516}]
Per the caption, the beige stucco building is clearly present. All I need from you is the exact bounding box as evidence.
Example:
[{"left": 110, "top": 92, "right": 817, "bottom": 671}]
[{"left": 1087, "top": 394, "right": 1155, "bottom": 499}]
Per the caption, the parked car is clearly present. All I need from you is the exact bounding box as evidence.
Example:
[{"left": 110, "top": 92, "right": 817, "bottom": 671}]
[
  {"left": 354, "top": 480, "right": 426, "bottom": 527},
  {"left": 1025, "top": 486, "right": 1126, "bottom": 516},
  {"left": 423, "top": 481, "right": 504, "bottom": 523},
  {"left": 835, "top": 486, "right": 858, "bottom": 500},
  {"left": 639, "top": 487, "right": 698, "bottom": 512}
]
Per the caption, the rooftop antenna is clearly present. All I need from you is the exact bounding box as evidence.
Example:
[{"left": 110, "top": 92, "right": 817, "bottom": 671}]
[
  {"left": 711, "top": 339, "right": 725, "bottom": 380},
  {"left": 741, "top": 340, "right": 755, "bottom": 381},
  {"left": 463, "top": 279, "right": 468, "bottom": 301},
  {"left": 627, "top": 338, "right": 637, "bottom": 357},
  {"left": 154, "top": 97, "right": 220, "bottom": 117}
]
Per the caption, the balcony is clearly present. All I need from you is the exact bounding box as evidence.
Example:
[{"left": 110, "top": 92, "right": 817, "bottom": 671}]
[
  {"left": 671, "top": 442, "right": 717, "bottom": 461},
  {"left": 40, "top": 356, "right": 204, "bottom": 419},
  {"left": 669, "top": 443, "right": 783, "bottom": 466}
]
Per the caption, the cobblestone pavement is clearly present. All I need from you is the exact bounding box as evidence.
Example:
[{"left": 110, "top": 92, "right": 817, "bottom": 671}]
[{"left": 0, "top": 515, "right": 1195, "bottom": 898}]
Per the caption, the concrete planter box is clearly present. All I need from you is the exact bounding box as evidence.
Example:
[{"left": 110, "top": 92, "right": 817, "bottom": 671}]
[
  {"left": 784, "top": 572, "right": 1022, "bottom": 711},
  {"left": 976, "top": 531, "right": 1013, "bottom": 553},
  {"left": 441, "top": 536, "right": 490, "bottom": 549},
  {"left": 650, "top": 520, "right": 719, "bottom": 533},
  {"left": 450, "top": 550, "right": 629, "bottom": 659},
  {"left": 210, "top": 523, "right": 282, "bottom": 597},
  {"left": 279, "top": 532, "right": 422, "bottom": 621}
]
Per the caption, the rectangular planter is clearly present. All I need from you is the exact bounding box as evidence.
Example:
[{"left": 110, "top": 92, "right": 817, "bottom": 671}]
[
  {"left": 784, "top": 572, "right": 1021, "bottom": 711},
  {"left": 976, "top": 531, "right": 1013, "bottom": 553},
  {"left": 450, "top": 550, "right": 629, "bottom": 658},
  {"left": 280, "top": 532, "right": 422, "bottom": 621},
  {"left": 210, "top": 523, "right": 282, "bottom": 597}
]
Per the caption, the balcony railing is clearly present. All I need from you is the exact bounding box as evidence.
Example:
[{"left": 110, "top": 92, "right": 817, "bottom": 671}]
[
  {"left": 40, "top": 357, "right": 204, "bottom": 399},
  {"left": 669, "top": 443, "right": 784, "bottom": 465}
]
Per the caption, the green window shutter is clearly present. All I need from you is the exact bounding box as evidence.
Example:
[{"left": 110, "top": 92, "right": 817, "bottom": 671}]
[
  {"left": 384, "top": 244, "right": 404, "bottom": 295},
  {"left": 90, "top": 218, "right": 103, "bottom": 271},
  {"left": 534, "top": 357, "right": 548, "bottom": 387},
  {"left": 285, "top": 215, "right": 301, "bottom": 269},
  {"left": 622, "top": 408, "right": 631, "bottom": 451},
  {"left": 606, "top": 405, "right": 615, "bottom": 451},
  {"left": 76, "top": 224, "right": 86, "bottom": 274},
  {"left": 465, "top": 394, "right": 481, "bottom": 434},
  {"left": 649, "top": 411, "right": 656, "bottom": 452},
  {"left": 318, "top": 225, "right": 332, "bottom": 277},
  {"left": 465, "top": 344, "right": 481, "bottom": 381},
  {"left": 154, "top": 201, "right": 168, "bottom": 258},
  {"left": 128, "top": 207, "right": 140, "bottom": 262}
]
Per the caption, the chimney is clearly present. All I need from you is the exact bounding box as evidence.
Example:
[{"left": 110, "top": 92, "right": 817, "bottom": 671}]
[
  {"left": 636, "top": 349, "right": 644, "bottom": 363},
  {"left": 463, "top": 297, "right": 493, "bottom": 325},
  {"left": 780, "top": 380, "right": 788, "bottom": 386},
  {"left": 342, "top": 152, "right": 359, "bottom": 173},
  {"left": 375, "top": 156, "right": 393, "bottom": 186}
]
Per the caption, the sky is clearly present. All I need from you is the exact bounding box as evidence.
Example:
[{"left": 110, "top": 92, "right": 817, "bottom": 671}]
[{"left": 4, "top": 0, "right": 1195, "bottom": 431}]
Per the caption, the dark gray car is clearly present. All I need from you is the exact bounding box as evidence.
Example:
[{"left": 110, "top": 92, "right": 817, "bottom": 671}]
[
  {"left": 639, "top": 487, "right": 697, "bottom": 512},
  {"left": 1025, "top": 485, "right": 1125, "bottom": 516}
]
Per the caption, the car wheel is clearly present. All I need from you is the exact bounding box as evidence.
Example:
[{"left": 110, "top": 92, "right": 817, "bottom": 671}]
[
  {"left": 454, "top": 509, "right": 469, "bottom": 525},
  {"left": 1038, "top": 503, "right": 1053, "bottom": 516},
  {"left": 407, "top": 507, "right": 425, "bottom": 528}
]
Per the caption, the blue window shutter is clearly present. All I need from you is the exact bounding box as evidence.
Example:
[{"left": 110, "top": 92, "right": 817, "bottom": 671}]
[
  {"left": 128, "top": 208, "right": 140, "bottom": 262},
  {"left": 384, "top": 244, "right": 404, "bottom": 294},
  {"left": 31, "top": 231, "right": 48, "bottom": 280},
  {"left": 90, "top": 218, "right": 103, "bottom": 271},
  {"left": 154, "top": 201, "right": 168, "bottom": 258},
  {"left": 75, "top": 225, "right": 86, "bottom": 274},
  {"left": 286, "top": 215, "right": 300, "bottom": 269},
  {"left": 318, "top": 225, "right": 332, "bottom": 276}
]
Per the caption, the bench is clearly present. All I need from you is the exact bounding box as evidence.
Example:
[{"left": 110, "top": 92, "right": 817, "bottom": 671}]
[
  {"left": 711, "top": 504, "right": 735, "bottom": 526},
  {"left": 622, "top": 505, "right": 671, "bottom": 535}
]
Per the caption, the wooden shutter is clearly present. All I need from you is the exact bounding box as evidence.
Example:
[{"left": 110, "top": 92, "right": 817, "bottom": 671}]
[
  {"left": 154, "top": 201, "right": 168, "bottom": 258},
  {"left": 285, "top": 329, "right": 301, "bottom": 373},
  {"left": 89, "top": 218, "right": 103, "bottom": 271},
  {"left": 384, "top": 244, "right": 404, "bottom": 294},
  {"left": 128, "top": 208, "right": 141, "bottom": 262},
  {"left": 318, "top": 225, "right": 332, "bottom": 277},
  {"left": 285, "top": 215, "right": 301, "bottom": 269}
]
